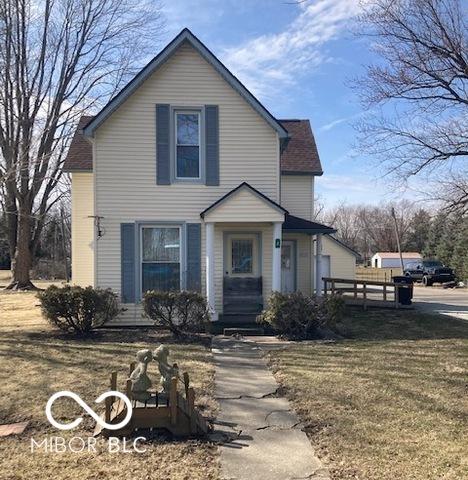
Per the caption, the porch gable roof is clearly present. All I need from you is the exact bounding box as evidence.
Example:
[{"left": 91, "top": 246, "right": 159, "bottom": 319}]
[{"left": 200, "top": 182, "right": 287, "bottom": 222}]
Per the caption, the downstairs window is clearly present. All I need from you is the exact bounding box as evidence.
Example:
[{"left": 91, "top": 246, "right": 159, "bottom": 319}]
[{"left": 141, "top": 226, "right": 180, "bottom": 293}]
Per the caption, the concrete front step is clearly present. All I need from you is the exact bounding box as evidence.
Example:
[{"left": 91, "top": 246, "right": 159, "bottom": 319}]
[
  {"left": 223, "top": 305, "right": 263, "bottom": 315},
  {"left": 223, "top": 327, "right": 265, "bottom": 336}
]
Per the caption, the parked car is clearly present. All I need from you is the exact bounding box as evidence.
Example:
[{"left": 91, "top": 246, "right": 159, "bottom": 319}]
[{"left": 404, "top": 260, "right": 455, "bottom": 286}]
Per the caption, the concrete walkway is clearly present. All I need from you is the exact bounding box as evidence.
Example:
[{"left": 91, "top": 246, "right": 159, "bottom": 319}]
[{"left": 211, "top": 337, "right": 329, "bottom": 480}]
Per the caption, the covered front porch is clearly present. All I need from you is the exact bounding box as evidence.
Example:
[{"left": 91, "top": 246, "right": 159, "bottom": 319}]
[{"left": 200, "top": 183, "right": 335, "bottom": 322}]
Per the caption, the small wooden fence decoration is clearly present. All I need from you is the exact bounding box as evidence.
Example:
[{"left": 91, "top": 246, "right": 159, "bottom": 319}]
[
  {"left": 94, "top": 363, "right": 209, "bottom": 438},
  {"left": 323, "top": 277, "right": 412, "bottom": 310}
]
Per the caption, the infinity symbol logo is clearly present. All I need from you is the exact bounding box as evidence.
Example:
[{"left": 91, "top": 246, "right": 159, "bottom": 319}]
[{"left": 45, "top": 391, "right": 133, "bottom": 431}]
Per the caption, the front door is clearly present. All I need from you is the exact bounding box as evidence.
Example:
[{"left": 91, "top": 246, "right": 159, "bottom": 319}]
[
  {"left": 224, "top": 233, "right": 262, "bottom": 315},
  {"left": 281, "top": 240, "right": 296, "bottom": 293}
]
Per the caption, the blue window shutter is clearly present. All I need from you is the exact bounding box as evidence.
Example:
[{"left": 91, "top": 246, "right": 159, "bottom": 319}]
[
  {"left": 121, "top": 223, "right": 136, "bottom": 303},
  {"left": 186, "top": 223, "right": 201, "bottom": 292},
  {"left": 205, "top": 105, "right": 219, "bottom": 186},
  {"left": 156, "top": 104, "right": 171, "bottom": 185}
]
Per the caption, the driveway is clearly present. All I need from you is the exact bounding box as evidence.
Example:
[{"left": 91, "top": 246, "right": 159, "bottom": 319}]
[{"left": 412, "top": 286, "right": 468, "bottom": 321}]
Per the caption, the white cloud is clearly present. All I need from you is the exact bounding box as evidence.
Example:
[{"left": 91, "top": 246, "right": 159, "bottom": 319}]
[
  {"left": 319, "top": 110, "right": 368, "bottom": 132},
  {"left": 221, "top": 0, "right": 361, "bottom": 100},
  {"left": 319, "top": 117, "right": 349, "bottom": 132},
  {"left": 319, "top": 173, "right": 371, "bottom": 193}
]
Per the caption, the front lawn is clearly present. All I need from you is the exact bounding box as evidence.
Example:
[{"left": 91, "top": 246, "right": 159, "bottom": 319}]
[
  {"left": 268, "top": 309, "right": 468, "bottom": 480},
  {"left": 0, "top": 287, "right": 218, "bottom": 480}
]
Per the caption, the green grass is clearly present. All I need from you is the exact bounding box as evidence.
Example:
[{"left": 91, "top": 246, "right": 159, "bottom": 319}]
[{"left": 268, "top": 309, "right": 468, "bottom": 480}]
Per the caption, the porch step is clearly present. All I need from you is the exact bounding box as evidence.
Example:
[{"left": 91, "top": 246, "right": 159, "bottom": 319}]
[
  {"left": 223, "top": 277, "right": 262, "bottom": 295},
  {"left": 223, "top": 296, "right": 263, "bottom": 315},
  {"left": 223, "top": 327, "right": 264, "bottom": 336},
  {"left": 223, "top": 294, "right": 263, "bottom": 302},
  {"left": 220, "top": 313, "right": 259, "bottom": 324}
]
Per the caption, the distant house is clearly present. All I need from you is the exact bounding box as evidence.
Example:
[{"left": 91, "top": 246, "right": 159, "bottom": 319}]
[{"left": 371, "top": 252, "right": 422, "bottom": 269}]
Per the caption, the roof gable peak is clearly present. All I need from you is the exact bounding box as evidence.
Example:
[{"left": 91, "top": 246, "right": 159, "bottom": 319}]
[
  {"left": 83, "top": 28, "right": 288, "bottom": 140},
  {"left": 200, "top": 182, "right": 287, "bottom": 219}
]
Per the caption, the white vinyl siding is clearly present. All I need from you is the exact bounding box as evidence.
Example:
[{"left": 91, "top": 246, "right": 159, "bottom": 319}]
[
  {"left": 280, "top": 175, "right": 314, "bottom": 220},
  {"left": 321, "top": 236, "right": 356, "bottom": 280},
  {"left": 71, "top": 173, "right": 95, "bottom": 286},
  {"left": 203, "top": 188, "right": 284, "bottom": 223}
]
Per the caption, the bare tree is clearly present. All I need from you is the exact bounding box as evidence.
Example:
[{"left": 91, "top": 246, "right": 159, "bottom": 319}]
[
  {"left": 354, "top": 0, "right": 467, "bottom": 211},
  {"left": 432, "top": 171, "right": 468, "bottom": 215},
  {"left": 324, "top": 200, "right": 418, "bottom": 261},
  {"left": 0, "top": 0, "right": 164, "bottom": 289}
]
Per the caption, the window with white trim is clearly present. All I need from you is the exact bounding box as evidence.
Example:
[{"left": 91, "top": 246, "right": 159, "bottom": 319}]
[
  {"left": 175, "top": 111, "right": 200, "bottom": 179},
  {"left": 141, "top": 226, "right": 180, "bottom": 293}
]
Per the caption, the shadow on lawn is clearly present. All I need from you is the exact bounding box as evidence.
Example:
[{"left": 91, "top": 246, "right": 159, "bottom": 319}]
[{"left": 18, "top": 327, "right": 212, "bottom": 347}]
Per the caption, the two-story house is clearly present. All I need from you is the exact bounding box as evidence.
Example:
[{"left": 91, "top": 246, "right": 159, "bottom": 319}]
[{"left": 64, "top": 29, "right": 357, "bottom": 325}]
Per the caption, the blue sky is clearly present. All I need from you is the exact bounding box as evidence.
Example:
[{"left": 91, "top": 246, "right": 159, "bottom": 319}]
[{"left": 162, "top": 0, "right": 402, "bottom": 207}]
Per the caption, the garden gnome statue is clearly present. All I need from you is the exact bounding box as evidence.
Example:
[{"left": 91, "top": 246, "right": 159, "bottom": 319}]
[
  {"left": 129, "top": 349, "right": 153, "bottom": 401},
  {"left": 153, "top": 344, "right": 179, "bottom": 394}
]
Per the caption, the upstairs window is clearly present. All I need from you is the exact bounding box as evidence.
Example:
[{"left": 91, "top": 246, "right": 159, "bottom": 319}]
[{"left": 175, "top": 111, "right": 200, "bottom": 179}]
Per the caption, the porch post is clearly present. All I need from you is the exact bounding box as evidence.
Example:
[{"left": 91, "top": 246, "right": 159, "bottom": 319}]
[
  {"left": 315, "top": 233, "right": 323, "bottom": 297},
  {"left": 272, "top": 221, "right": 282, "bottom": 292},
  {"left": 205, "top": 222, "right": 217, "bottom": 320}
]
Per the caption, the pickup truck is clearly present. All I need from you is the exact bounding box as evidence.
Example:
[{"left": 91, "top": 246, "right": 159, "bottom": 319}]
[{"left": 403, "top": 260, "right": 455, "bottom": 286}]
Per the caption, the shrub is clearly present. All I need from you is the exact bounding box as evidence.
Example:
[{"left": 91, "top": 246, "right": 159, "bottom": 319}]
[
  {"left": 38, "top": 285, "right": 122, "bottom": 335},
  {"left": 143, "top": 290, "right": 210, "bottom": 337},
  {"left": 322, "top": 293, "right": 346, "bottom": 329},
  {"left": 256, "top": 291, "right": 345, "bottom": 340}
]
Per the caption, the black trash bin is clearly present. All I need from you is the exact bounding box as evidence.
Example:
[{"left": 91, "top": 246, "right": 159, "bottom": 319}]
[{"left": 393, "top": 275, "right": 414, "bottom": 305}]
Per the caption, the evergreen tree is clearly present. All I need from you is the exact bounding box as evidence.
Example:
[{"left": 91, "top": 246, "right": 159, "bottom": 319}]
[
  {"left": 451, "top": 216, "right": 468, "bottom": 282},
  {"left": 435, "top": 214, "right": 459, "bottom": 266},
  {"left": 423, "top": 212, "right": 447, "bottom": 259},
  {"left": 405, "top": 209, "right": 431, "bottom": 252}
]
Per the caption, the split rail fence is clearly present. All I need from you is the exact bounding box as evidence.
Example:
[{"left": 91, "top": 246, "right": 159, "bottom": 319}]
[{"left": 323, "top": 277, "right": 411, "bottom": 310}]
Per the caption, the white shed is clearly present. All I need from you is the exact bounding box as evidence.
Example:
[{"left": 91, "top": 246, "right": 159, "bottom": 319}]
[{"left": 371, "top": 252, "right": 422, "bottom": 268}]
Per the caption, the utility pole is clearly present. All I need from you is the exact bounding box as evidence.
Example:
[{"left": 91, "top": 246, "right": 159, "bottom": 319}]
[
  {"left": 391, "top": 207, "right": 404, "bottom": 271},
  {"left": 60, "top": 207, "right": 70, "bottom": 282}
]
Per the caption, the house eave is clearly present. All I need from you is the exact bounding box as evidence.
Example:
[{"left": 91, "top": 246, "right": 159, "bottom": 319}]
[
  {"left": 281, "top": 170, "right": 324, "bottom": 176},
  {"left": 284, "top": 228, "right": 337, "bottom": 234}
]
